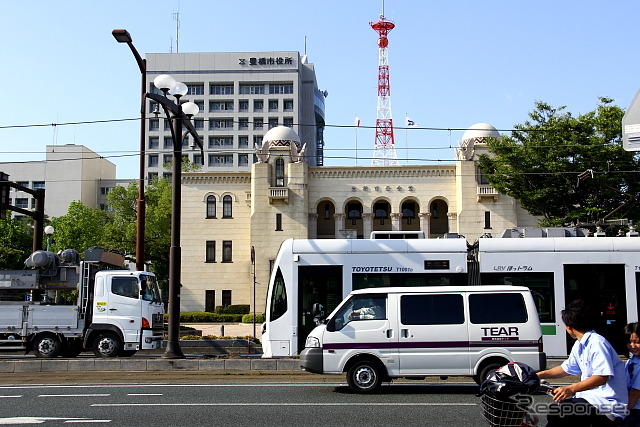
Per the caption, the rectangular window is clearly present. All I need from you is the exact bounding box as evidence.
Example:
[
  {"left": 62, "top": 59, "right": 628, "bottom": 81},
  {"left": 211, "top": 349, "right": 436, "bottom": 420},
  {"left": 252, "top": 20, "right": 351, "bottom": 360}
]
[
  {"left": 284, "top": 99, "right": 294, "bottom": 111},
  {"left": 194, "top": 118, "right": 204, "bottom": 130},
  {"left": 164, "top": 137, "right": 173, "bottom": 148},
  {"left": 253, "top": 100, "right": 264, "bottom": 111},
  {"left": 194, "top": 100, "right": 205, "bottom": 112},
  {"left": 149, "top": 119, "right": 159, "bottom": 131},
  {"left": 210, "top": 119, "right": 233, "bottom": 130},
  {"left": 239, "top": 84, "right": 265, "bottom": 94},
  {"left": 238, "top": 154, "right": 249, "bottom": 166},
  {"left": 480, "top": 272, "right": 555, "bottom": 323},
  {"left": 187, "top": 84, "right": 204, "bottom": 95},
  {"left": 149, "top": 101, "right": 158, "bottom": 114},
  {"left": 164, "top": 119, "right": 172, "bottom": 131},
  {"left": 239, "top": 100, "right": 249, "bottom": 111},
  {"left": 222, "top": 290, "right": 232, "bottom": 307},
  {"left": 205, "top": 241, "right": 216, "bottom": 263},
  {"left": 469, "top": 293, "right": 528, "bottom": 324},
  {"left": 148, "top": 172, "right": 158, "bottom": 182},
  {"left": 253, "top": 135, "right": 263, "bottom": 146},
  {"left": 205, "top": 290, "right": 216, "bottom": 312},
  {"left": 208, "top": 136, "right": 233, "bottom": 148},
  {"left": 400, "top": 294, "right": 464, "bottom": 325},
  {"left": 238, "top": 136, "right": 249, "bottom": 148},
  {"left": 149, "top": 136, "right": 159, "bottom": 149},
  {"left": 163, "top": 154, "right": 172, "bottom": 165},
  {"left": 276, "top": 213, "right": 282, "bottom": 231},
  {"left": 222, "top": 241, "right": 232, "bottom": 263},
  {"left": 238, "top": 118, "right": 249, "bottom": 130},
  {"left": 283, "top": 117, "right": 294, "bottom": 128},
  {"left": 210, "top": 84, "right": 234, "bottom": 95},
  {"left": 269, "top": 83, "right": 294, "bottom": 94},
  {"left": 268, "top": 118, "right": 278, "bottom": 129},
  {"left": 268, "top": 100, "right": 279, "bottom": 111},
  {"left": 193, "top": 154, "right": 203, "bottom": 165},
  {"left": 253, "top": 118, "right": 263, "bottom": 130},
  {"left": 484, "top": 211, "right": 491, "bottom": 229},
  {"left": 208, "top": 154, "right": 234, "bottom": 166},
  {"left": 148, "top": 155, "right": 159, "bottom": 167},
  {"left": 32, "top": 182, "right": 45, "bottom": 190},
  {"left": 15, "top": 198, "right": 28, "bottom": 209},
  {"left": 209, "top": 101, "right": 234, "bottom": 112}
]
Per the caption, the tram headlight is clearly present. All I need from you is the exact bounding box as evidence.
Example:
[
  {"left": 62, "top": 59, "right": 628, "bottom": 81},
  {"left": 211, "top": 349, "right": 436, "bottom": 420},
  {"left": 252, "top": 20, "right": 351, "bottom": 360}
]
[{"left": 305, "top": 336, "right": 320, "bottom": 348}]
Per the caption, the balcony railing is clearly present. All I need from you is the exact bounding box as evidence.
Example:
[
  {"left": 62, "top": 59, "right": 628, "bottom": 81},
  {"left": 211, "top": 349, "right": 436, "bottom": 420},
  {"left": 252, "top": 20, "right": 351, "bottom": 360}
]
[
  {"left": 269, "top": 187, "right": 289, "bottom": 204},
  {"left": 477, "top": 185, "right": 498, "bottom": 202}
]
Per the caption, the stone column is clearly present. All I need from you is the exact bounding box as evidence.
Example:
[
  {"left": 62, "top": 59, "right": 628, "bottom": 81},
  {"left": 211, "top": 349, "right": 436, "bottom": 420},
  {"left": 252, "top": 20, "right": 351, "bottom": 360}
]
[
  {"left": 362, "top": 213, "right": 374, "bottom": 239},
  {"left": 334, "top": 213, "right": 345, "bottom": 238},
  {"left": 419, "top": 212, "right": 431, "bottom": 238},
  {"left": 308, "top": 213, "right": 318, "bottom": 239},
  {"left": 447, "top": 212, "right": 458, "bottom": 234},
  {"left": 391, "top": 213, "right": 403, "bottom": 231}
]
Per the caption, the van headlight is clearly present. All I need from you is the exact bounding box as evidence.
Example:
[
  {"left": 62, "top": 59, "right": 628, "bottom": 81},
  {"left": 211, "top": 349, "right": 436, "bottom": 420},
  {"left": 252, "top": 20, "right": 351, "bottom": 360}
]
[{"left": 305, "top": 336, "right": 320, "bottom": 348}]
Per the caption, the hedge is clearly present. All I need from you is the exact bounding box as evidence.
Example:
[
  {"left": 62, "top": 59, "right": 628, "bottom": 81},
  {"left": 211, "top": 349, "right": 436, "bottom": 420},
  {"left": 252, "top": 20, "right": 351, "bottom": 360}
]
[
  {"left": 241, "top": 313, "right": 265, "bottom": 323},
  {"left": 167, "top": 312, "right": 244, "bottom": 323},
  {"left": 215, "top": 304, "right": 250, "bottom": 315}
]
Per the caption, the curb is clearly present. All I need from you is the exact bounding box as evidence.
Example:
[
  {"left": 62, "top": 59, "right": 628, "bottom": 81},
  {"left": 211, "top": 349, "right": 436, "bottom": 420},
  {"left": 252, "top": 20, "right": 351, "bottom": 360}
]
[
  {"left": 0, "top": 358, "right": 564, "bottom": 373},
  {"left": 1, "top": 358, "right": 301, "bottom": 373}
]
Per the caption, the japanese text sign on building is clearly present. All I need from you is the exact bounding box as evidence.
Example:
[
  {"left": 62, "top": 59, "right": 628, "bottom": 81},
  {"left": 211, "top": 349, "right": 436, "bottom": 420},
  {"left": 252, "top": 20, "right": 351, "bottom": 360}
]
[{"left": 239, "top": 57, "right": 293, "bottom": 66}]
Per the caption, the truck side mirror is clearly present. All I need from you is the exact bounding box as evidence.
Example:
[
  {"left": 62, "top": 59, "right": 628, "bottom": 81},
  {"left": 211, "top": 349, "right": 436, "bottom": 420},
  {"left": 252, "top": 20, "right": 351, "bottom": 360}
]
[{"left": 311, "top": 303, "right": 324, "bottom": 316}]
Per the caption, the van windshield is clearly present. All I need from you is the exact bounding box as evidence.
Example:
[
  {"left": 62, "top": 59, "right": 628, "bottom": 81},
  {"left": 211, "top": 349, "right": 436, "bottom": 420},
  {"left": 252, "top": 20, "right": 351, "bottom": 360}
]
[{"left": 332, "top": 294, "right": 387, "bottom": 331}]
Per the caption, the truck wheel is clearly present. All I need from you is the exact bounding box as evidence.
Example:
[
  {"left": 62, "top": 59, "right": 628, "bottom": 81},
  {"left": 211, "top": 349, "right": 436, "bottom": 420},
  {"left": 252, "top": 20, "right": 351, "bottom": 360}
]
[
  {"left": 33, "top": 334, "right": 62, "bottom": 358},
  {"left": 93, "top": 333, "right": 122, "bottom": 358},
  {"left": 347, "top": 360, "right": 383, "bottom": 393}
]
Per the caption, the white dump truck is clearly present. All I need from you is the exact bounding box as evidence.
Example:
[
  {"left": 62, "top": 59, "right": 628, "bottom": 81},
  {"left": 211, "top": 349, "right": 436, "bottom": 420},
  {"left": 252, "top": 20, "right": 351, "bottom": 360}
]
[{"left": 0, "top": 248, "right": 164, "bottom": 357}]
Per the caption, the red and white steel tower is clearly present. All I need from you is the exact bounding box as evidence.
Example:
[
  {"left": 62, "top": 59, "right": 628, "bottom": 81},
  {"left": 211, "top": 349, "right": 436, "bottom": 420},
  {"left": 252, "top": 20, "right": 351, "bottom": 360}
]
[{"left": 370, "top": 14, "right": 398, "bottom": 166}]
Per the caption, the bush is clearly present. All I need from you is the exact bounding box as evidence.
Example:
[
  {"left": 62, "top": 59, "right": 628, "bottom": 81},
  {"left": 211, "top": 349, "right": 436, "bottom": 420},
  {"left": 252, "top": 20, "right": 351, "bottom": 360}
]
[
  {"left": 213, "top": 304, "right": 250, "bottom": 315},
  {"left": 166, "top": 312, "right": 245, "bottom": 323},
  {"left": 241, "top": 313, "right": 265, "bottom": 323}
]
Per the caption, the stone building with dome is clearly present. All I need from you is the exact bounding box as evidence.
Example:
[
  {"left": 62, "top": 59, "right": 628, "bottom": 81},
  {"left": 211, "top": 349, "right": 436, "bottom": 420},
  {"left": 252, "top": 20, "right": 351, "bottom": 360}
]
[{"left": 179, "top": 124, "right": 539, "bottom": 313}]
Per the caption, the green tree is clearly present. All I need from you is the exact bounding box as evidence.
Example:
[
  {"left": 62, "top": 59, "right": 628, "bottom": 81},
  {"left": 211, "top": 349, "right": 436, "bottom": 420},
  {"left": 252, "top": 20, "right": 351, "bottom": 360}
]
[
  {"left": 105, "top": 178, "right": 173, "bottom": 281},
  {"left": 0, "top": 217, "right": 33, "bottom": 269},
  {"left": 478, "top": 98, "right": 640, "bottom": 228},
  {"left": 48, "top": 201, "right": 110, "bottom": 253}
]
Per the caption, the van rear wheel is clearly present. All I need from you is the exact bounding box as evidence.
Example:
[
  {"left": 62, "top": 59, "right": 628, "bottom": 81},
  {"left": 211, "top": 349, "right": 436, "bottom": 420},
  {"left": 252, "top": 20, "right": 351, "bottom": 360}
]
[
  {"left": 474, "top": 361, "right": 506, "bottom": 385},
  {"left": 347, "top": 360, "right": 383, "bottom": 393}
]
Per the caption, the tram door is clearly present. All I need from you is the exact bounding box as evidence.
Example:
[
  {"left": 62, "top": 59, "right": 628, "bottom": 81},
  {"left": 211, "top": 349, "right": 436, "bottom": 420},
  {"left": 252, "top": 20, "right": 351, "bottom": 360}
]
[
  {"left": 298, "top": 266, "right": 343, "bottom": 353},
  {"left": 564, "top": 264, "right": 627, "bottom": 354}
]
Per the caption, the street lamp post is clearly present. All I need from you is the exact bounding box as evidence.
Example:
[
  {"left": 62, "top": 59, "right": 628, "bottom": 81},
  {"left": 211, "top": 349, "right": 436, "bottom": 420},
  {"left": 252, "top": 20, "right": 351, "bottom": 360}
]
[
  {"left": 112, "top": 29, "right": 147, "bottom": 273},
  {"left": 147, "top": 74, "right": 203, "bottom": 359}
]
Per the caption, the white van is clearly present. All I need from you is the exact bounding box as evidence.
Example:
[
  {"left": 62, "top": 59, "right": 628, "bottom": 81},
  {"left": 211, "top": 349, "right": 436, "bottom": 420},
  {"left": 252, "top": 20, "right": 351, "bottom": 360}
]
[{"left": 300, "top": 285, "right": 546, "bottom": 393}]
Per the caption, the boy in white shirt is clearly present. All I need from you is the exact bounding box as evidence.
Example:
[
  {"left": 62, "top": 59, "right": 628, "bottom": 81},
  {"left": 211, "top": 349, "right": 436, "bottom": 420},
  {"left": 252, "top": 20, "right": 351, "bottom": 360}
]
[
  {"left": 622, "top": 322, "right": 640, "bottom": 427},
  {"left": 537, "top": 299, "right": 627, "bottom": 426}
]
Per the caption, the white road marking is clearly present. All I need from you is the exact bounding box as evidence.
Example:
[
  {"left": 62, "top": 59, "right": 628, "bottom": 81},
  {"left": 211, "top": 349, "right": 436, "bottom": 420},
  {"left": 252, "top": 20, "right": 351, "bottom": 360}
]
[
  {"left": 38, "top": 394, "right": 111, "bottom": 398},
  {"left": 0, "top": 395, "right": 22, "bottom": 398},
  {"left": 127, "top": 393, "right": 163, "bottom": 396},
  {"left": 0, "top": 418, "right": 87, "bottom": 425}
]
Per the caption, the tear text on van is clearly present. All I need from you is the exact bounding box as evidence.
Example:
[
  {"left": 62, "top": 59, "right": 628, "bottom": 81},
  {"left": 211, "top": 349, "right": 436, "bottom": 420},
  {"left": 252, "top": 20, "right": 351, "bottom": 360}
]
[{"left": 481, "top": 326, "right": 519, "bottom": 337}]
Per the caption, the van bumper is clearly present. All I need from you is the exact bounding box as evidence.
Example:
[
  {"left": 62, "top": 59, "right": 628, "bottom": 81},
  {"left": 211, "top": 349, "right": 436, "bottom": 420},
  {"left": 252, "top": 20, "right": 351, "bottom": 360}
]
[
  {"left": 539, "top": 352, "right": 547, "bottom": 370},
  {"left": 300, "top": 348, "right": 323, "bottom": 374}
]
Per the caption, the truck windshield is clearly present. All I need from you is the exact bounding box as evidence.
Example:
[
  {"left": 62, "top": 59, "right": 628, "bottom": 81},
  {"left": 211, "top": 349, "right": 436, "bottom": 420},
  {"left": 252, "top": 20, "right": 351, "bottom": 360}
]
[{"left": 140, "top": 275, "right": 162, "bottom": 302}]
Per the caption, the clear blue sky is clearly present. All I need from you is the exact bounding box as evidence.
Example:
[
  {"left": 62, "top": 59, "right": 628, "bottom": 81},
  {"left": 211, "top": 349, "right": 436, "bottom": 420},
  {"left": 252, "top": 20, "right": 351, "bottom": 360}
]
[{"left": 2, "top": 1, "right": 640, "bottom": 178}]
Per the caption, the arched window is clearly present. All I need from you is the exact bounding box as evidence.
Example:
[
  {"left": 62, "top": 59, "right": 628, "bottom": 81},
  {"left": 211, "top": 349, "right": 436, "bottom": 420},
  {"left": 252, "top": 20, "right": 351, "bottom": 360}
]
[
  {"left": 275, "top": 158, "right": 285, "bottom": 187},
  {"left": 347, "top": 202, "right": 362, "bottom": 226},
  {"left": 206, "top": 195, "right": 216, "bottom": 218},
  {"left": 223, "top": 195, "right": 232, "bottom": 218},
  {"left": 374, "top": 201, "right": 389, "bottom": 225}
]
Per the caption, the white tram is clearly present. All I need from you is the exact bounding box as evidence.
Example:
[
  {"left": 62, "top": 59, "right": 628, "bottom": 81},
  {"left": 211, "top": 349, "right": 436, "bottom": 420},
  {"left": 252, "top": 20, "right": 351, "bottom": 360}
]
[{"left": 262, "top": 230, "right": 640, "bottom": 358}]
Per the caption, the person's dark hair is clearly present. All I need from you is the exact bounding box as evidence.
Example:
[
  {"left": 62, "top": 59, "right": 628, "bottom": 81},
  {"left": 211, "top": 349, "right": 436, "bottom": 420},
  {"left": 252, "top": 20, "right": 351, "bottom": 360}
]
[
  {"left": 561, "top": 299, "right": 597, "bottom": 332},
  {"left": 624, "top": 322, "right": 640, "bottom": 340}
]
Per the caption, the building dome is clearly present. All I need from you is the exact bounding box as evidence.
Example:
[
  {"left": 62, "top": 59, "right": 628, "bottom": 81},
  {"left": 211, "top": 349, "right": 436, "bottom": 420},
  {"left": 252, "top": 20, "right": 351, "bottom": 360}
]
[
  {"left": 461, "top": 123, "right": 500, "bottom": 143},
  {"left": 263, "top": 126, "right": 301, "bottom": 146}
]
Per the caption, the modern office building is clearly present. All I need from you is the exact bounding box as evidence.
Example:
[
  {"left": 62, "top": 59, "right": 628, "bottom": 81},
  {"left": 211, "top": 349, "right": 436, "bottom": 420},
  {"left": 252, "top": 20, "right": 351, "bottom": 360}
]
[
  {"left": 0, "top": 145, "right": 123, "bottom": 219},
  {"left": 179, "top": 124, "right": 540, "bottom": 313},
  {"left": 145, "top": 51, "right": 326, "bottom": 182}
]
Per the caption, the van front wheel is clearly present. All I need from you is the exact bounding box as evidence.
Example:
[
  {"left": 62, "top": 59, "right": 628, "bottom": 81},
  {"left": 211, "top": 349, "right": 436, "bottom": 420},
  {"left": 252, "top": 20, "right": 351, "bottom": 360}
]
[{"left": 347, "top": 360, "right": 382, "bottom": 393}]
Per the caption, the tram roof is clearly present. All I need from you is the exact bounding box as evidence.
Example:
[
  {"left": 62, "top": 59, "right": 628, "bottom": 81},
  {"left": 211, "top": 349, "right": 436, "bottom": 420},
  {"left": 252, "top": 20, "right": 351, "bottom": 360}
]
[
  {"left": 287, "top": 238, "right": 468, "bottom": 254},
  {"left": 479, "top": 236, "right": 640, "bottom": 253}
]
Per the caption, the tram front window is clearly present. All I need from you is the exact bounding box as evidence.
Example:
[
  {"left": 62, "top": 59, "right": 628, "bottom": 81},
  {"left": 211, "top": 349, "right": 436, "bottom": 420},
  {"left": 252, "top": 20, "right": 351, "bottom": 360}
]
[{"left": 270, "top": 268, "right": 287, "bottom": 321}]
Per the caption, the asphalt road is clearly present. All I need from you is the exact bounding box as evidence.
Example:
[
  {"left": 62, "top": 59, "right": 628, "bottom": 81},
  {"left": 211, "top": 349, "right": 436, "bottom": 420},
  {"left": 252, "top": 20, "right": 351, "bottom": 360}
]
[{"left": 0, "top": 372, "right": 553, "bottom": 426}]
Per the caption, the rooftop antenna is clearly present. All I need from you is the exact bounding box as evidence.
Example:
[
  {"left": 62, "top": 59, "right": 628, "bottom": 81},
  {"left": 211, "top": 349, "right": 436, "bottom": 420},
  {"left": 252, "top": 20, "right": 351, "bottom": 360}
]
[
  {"left": 370, "top": 1, "right": 398, "bottom": 166},
  {"left": 173, "top": 11, "right": 180, "bottom": 53},
  {"left": 304, "top": 35, "right": 307, "bottom": 56}
]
